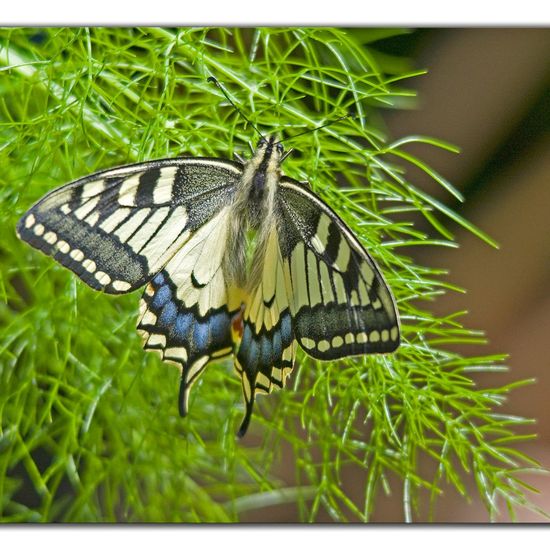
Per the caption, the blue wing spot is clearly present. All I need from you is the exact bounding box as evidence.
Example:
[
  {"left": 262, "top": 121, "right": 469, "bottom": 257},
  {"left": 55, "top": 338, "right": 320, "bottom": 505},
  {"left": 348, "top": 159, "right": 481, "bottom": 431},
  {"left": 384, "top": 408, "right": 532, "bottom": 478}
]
[
  {"left": 192, "top": 321, "right": 210, "bottom": 351},
  {"left": 248, "top": 338, "right": 260, "bottom": 371},
  {"left": 208, "top": 310, "right": 230, "bottom": 345},
  {"left": 272, "top": 331, "right": 282, "bottom": 359},
  {"left": 280, "top": 312, "right": 292, "bottom": 347},
  {"left": 240, "top": 326, "right": 259, "bottom": 373},
  {"left": 152, "top": 284, "right": 171, "bottom": 310},
  {"left": 159, "top": 300, "right": 178, "bottom": 327},
  {"left": 153, "top": 272, "right": 165, "bottom": 286},
  {"left": 260, "top": 334, "right": 272, "bottom": 366},
  {"left": 242, "top": 324, "right": 252, "bottom": 349},
  {"left": 173, "top": 312, "right": 193, "bottom": 341}
]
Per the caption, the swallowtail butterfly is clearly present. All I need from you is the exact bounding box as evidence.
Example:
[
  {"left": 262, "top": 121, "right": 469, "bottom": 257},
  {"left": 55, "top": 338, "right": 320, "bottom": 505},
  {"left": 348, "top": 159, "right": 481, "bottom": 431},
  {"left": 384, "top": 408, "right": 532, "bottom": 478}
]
[{"left": 17, "top": 116, "right": 400, "bottom": 437}]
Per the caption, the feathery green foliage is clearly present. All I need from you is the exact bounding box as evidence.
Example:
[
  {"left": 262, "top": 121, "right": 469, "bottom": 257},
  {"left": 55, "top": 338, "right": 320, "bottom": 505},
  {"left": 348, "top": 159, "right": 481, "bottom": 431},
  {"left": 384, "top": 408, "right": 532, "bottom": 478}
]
[{"left": 0, "top": 27, "right": 545, "bottom": 522}]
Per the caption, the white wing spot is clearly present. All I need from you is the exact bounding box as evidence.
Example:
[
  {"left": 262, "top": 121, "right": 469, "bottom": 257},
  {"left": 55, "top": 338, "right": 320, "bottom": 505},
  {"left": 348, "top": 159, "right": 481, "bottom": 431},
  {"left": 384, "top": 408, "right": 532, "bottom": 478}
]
[
  {"left": 33, "top": 223, "right": 45, "bottom": 236},
  {"left": 25, "top": 214, "right": 36, "bottom": 228},
  {"left": 138, "top": 206, "right": 188, "bottom": 273},
  {"left": 369, "top": 330, "right": 380, "bottom": 343},
  {"left": 99, "top": 207, "right": 132, "bottom": 233},
  {"left": 333, "top": 241, "right": 351, "bottom": 272},
  {"left": 311, "top": 214, "right": 331, "bottom": 255},
  {"left": 333, "top": 271, "right": 347, "bottom": 304},
  {"left": 148, "top": 333, "right": 166, "bottom": 348},
  {"left": 300, "top": 337, "right": 316, "bottom": 350},
  {"left": 306, "top": 249, "right": 322, "bottom": 306},
  {"left": 113, "top": 280, "right": 132, "bottom": 292},
  {"left": 318, "top": 261, "right": 334, "bottom": 304},
  {"left": 144, "top": 284, "right": 155, "bottom": 297},
  {"left": 114, "top": 208, "right": 151, "bottom": 242},
  {"left": 317, "top": 339, "right": 330, "bottom": 353},
  {"left": 60, "top": 204, "right": 72, "bottom": 214},
  {"left": 344, "top": 333, "right": 355, "bottom": 345},
  {"left": 331, "top": 335, "right": 344, "bottom": 348},
  {"left": 56, "top": 240, "right": 70, "bottom": 254},
  {"left": 381, "top": 329, "right": 389, "bottom": 342},
  {"left": 356, "top": 332, "right": 368, "bottom": 344},
  {"left": 44, "top": 231, "right": 57, "bottom": 245},
  {"left": 127, "top": 207, "right": 170, "bottom": 253},
  {"left": 70, "top": 249, "right": 85, "bottom": 262},
  {"left": 290, "top": 242, "right": 309, "bottom": 311},
  {"left": 94, "top": 271, "right": 111, "bottom": 286},
  {"left": 390, "top": 326, "right": 398, "bottom": 341},
  {"left": 142, "top": 310, "right": 157, "bottom": 325},
  {"left": 361, "top": 264, "right": 375, "bottom": 286},
  {"left": 164, "top": 347, "right": 188, "bottom": 363},
  {"left": 358, "top": 279, "right": 370, "bottom": 306},
  {"left": 82, "top": 258, "right": 96, "bottom": 273}
]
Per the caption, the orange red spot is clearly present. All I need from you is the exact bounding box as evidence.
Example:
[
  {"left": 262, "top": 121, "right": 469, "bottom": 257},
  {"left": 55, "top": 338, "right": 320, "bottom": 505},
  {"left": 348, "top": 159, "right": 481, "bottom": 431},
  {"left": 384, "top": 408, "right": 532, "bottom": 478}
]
[{"left": 231, "top": 306, "right": 244, "bottom": 344}]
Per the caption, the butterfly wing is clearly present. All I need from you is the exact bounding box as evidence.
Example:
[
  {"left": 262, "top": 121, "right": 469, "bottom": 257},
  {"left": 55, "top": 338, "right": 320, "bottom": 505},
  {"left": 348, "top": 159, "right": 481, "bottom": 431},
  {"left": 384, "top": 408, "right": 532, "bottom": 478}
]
[
  {"left": 137, "top": 206, "right": 245, "bottom": 416},
  {"left": 16, "top": 158, "right": 242, "bottom": 294},
  {"left": 232, "top": 178, "right": 400, "bottom": 436},
  {"left": 234, "top": 227, "right": 296, "bottom": 436},
  {"left": 277, "top": 177, "right": 400, "bottom": 359}
]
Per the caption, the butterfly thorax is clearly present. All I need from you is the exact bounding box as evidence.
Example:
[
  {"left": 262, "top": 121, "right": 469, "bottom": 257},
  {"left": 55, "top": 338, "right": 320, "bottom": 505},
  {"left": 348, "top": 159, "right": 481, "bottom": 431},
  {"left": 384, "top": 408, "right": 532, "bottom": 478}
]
[
  {"left": 235, "top": 135, "right": 282, "bottom": 226},
  {"left": 225, "top": 136, "right": 283, "bottom": 289}
]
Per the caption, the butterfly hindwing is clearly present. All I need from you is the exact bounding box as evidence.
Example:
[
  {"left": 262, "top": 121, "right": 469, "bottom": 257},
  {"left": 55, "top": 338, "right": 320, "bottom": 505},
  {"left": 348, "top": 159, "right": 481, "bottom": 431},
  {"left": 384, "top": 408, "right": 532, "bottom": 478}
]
[
  {"left": 234, "top": 228, "right": 297, "bottom": 436},
  {"left": 277, "top": 177, "right": 400, "bottom": 359},
  {"left": 137, "top": 206, "right": 243, "bottom": 415},
  {"left": 17, "top": 158, "right": 242, "bottom": 294}
]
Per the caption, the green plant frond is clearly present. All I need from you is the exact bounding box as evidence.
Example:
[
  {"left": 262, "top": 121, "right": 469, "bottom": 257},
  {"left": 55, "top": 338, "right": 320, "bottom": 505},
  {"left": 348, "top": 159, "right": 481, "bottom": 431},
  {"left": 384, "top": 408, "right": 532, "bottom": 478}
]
[{"left": 0, "top": 27, "right": 545, "bottom": 523}]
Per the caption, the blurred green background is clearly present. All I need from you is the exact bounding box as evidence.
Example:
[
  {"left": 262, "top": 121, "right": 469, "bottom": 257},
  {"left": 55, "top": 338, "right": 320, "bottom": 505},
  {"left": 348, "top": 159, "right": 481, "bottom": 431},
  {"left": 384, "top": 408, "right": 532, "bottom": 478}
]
[{"left": 375, "top": 27, "right": 550, "bottom": 521}]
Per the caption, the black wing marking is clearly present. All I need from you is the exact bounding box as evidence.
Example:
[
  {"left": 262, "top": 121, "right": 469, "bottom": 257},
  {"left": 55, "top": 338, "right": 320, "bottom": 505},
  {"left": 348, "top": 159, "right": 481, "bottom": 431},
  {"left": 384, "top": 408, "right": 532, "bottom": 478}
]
[
  {"left": 277, "top": 177, "right": 400, "bottom": 360},
  {"left": 17, "top": 158, "right": 242, "bottom": 294}
]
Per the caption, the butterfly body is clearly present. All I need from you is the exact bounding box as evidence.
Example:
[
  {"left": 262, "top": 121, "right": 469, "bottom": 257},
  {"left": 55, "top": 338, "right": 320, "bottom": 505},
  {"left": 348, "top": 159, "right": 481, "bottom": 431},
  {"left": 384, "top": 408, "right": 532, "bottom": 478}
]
[
  {"left": 224, "top": 135, "right": 282, "bottom": 290},
  {"left": 17, "top": 136, "right": 399, "bottom": 436}
]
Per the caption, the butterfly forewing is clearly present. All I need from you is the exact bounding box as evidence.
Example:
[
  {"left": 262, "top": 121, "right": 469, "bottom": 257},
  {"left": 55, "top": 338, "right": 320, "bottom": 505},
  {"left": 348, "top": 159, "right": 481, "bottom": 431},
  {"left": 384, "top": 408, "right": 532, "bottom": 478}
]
[
  {"left": 277, "top": 177, "right": 400, "bottom": 359},
  {"left": 17, "top": 158, "right": 242, "bottom": 294}
]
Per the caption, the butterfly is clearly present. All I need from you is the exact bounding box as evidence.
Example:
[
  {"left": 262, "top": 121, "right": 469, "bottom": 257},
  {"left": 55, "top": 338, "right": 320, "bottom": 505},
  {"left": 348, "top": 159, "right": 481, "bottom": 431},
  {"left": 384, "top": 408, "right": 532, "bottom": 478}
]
[{"left": 16, "top": 131, "right": 400, "bottom": 436}]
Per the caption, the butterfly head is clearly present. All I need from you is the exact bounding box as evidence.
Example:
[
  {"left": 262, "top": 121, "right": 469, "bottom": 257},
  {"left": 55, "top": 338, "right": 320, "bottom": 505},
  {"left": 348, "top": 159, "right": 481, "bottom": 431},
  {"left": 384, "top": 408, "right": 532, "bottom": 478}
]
[
  {"left": 256, "top": 135, "right": 284, "bottom": 157},
  {"left": 254, "top": 135, "right": 292, "bottom": 167},
  {"left": 244, "top": 136, "right": 286, "bottom": 208},
  {"left": 249, "top": 135, "right": 284, "bottom": 172}
]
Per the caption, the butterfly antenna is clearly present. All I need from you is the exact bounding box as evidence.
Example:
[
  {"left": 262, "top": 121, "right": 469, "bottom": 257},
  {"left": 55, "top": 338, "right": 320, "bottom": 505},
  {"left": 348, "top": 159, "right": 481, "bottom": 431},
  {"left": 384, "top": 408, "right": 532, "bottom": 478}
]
[
  {"left": 208, "top": 76, "right": 264, "bottom": 140},
  {"left": 275, "top": 112, "right": 353, "bottom": 145}
]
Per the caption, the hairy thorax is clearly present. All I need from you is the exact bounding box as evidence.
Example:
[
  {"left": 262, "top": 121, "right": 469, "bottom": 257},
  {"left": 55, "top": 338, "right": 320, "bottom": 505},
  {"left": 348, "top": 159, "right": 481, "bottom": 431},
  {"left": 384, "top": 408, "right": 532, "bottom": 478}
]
[{"left": 224, "top": 137, "right": 282, "bottom": 291}]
